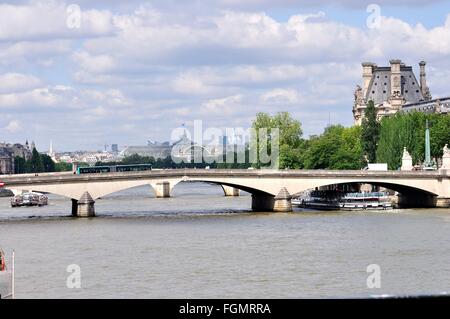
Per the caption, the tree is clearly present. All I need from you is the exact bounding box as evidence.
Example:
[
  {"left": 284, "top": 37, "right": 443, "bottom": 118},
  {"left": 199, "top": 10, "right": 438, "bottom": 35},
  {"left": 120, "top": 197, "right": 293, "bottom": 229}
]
[
  {"left": 302, "top": 125, "right": 365, "bottom": 169},
  {"left": 29, "top": 148, "right": 44, "bottom": 173},
  {"left": 361, "top": 100, "right": 380, "bottom": 163},
  {"left": 14, "top": 156, "right": 27, "bottom": 174},
  {"left": 55, "top": 162, "right": 72, "bottom": 172},
  {"left": 377, "top": 112, "right": 450, "bottom": 169},
  {"left": 251, "top": 112, "right": 303, "bottom": 169},
  {"left": 41, "top": 154, "right": 56, "bottom": 172}
]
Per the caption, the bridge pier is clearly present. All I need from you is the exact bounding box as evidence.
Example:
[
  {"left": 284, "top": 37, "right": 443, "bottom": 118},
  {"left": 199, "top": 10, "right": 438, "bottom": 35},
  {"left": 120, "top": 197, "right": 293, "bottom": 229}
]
[
  {"left": 154, "top": 182, "right": 171, "bottom": 198},
  {"left": 252, "top": 194, "right": 275, "bottom": 212},
  {"left": 71, "top": 192, "right": 95, "bottom": 217},
  {"left": 71, "top": 199, "right": 78, "bottom": 217},
  {"left": 397, "top": 193, "right": 437, "bottom": 208},
  {"left": 222, "top": 185, "right": 240, "bottom": 197},
  {"left": 273, "top": 188, "right": 293, "bottom": 212},
  {"left": 436, "top": 197, "right": 450, "bottom": 208},
  {"left": 252, "top": 188, "right": 293, "bottom": 212}
]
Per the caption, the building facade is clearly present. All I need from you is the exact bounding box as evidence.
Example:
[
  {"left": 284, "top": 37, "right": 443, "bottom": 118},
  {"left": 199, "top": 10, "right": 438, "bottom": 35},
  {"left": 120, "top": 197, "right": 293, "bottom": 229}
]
[
  {"left": 0, "top": 148, "right": 14, "bottom": 174},
  {"left": 353, "top": 59, "right": 450, "bottom": 125},
  {"left": 0, "top": 141, "right": 33, "bottom": 174},
  {"left": 120, "top": 132, "right": 233, "bottom": 163}
]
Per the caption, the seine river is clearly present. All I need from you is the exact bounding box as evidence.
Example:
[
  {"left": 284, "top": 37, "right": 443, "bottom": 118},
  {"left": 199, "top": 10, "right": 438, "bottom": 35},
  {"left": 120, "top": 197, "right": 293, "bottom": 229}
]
[{"left": 0, "top": 182, "right": 449, "bottom": 298}]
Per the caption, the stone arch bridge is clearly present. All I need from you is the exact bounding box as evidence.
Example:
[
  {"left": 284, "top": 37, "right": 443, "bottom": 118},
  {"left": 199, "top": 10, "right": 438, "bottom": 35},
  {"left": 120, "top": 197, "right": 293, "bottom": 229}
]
[{"left": 1, "top": 169, "right": 449, "bottom": 217}]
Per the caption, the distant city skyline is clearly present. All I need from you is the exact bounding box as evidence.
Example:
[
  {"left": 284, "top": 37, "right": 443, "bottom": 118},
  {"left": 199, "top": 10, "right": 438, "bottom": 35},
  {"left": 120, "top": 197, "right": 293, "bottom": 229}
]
[{"left": 1, "top": 0, "right": 450, "bottom": 151}]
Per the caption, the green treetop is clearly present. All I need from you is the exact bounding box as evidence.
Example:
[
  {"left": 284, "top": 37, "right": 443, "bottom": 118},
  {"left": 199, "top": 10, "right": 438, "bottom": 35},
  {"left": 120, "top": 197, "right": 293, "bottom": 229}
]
[{"left": 361, "top": 100, "right": 380, "bottom": 163}]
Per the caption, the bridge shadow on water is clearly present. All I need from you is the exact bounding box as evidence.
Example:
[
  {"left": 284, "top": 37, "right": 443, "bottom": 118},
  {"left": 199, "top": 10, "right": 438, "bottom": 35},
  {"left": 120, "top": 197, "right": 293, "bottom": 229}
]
[{"left": 0, "top": 182, "right": 259, "bottom": 221}]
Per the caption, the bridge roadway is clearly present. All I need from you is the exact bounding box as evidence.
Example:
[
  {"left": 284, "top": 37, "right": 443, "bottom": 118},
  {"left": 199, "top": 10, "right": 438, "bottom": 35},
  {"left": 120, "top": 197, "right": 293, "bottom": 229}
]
[{"left": 1, "top": 169, "right": 449, "bottom": 216}]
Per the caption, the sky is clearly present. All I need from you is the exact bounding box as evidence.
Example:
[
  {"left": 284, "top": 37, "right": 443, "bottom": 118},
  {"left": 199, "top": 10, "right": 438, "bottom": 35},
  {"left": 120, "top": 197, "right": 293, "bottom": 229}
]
[{"left": 1, "top": 0, "right": 450, "bottom": 152}]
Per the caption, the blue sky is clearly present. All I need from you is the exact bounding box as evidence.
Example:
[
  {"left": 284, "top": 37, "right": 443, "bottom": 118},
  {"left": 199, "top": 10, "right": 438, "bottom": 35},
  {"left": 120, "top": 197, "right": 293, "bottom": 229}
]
[{"left": 1, "top": 0, "right": 450, "bottom": 151}]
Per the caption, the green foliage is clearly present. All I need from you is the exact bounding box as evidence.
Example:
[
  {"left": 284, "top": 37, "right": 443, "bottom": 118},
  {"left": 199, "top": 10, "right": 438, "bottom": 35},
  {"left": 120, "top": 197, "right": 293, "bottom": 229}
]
[
  {"left": 98, "top": 154, "right": 221, "bottom": 169},
  {"left": 55, "top": 162, "right": 72, "bottom": 172},
  {"left": 29, "top": 148, "right": 44, "bottom": 173},
  {"left": 14, "top": 156, "right": 27, "bottom": 174},
  {"left": 41, "top": 154, "right": 55, "bottom": 172},
  {"left": 302, "top": 125, "right": 365, "bottom": 169},
  {"left": 122, "top": 154, "right": 156, "bottom": 165},
  {"left": 14, "top": 148, "right": 57, "bottom": 174},
  {"left": 251, "top": 112, "right": 303, "bottom": 168},
  {"left": 377, "top": 112, "right": 450, "bottom": 169},
  {"left": 361, "top": 100, "right": 380, "bottom": 163}
]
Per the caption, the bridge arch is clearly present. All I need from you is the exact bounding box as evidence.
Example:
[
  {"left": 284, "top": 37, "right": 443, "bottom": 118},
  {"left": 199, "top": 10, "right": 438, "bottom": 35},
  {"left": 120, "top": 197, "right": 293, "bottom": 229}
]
[
  {"left": 291, "top": 180, "right": 438, "bottom": 197},
  {"left": 290, "top": 180, "right": 439, "bottom": 208}
]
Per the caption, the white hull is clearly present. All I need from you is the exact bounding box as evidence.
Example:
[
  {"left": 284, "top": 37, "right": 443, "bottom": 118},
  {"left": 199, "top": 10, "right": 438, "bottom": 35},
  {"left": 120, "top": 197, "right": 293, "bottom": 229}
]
[{"left": 340, "top": 202, "right": 393, "bottom": 211}]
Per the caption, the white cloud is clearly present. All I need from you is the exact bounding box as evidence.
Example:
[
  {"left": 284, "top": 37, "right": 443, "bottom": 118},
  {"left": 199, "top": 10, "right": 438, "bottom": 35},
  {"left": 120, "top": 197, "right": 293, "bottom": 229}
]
[
  {"left": 0, "top": 85, "right": 131, "bottom": 112},
  {"left": 0, "top": 73, "right": 43, "bottom": 93},
  {"left": 172, "top": 73, "right": 214, "bottom": 95},
  {"left": 4, "top": 120, "right": 21, "bottom": 133},
  {"left": 0, "top": 2, "right": 115, "bottom": 41},
  {"left": 1, "top": 1, "right": 450, "bottom": 148},
  {"left": 0, "top": 40, "right": 71, "bottom": 67},
  {"left": 202, "top": 94, "right": 243, "bottom": 114},
  {"left": 261, "top": 88, "right": 300, "bottom": 104},
  {"left": 72, "top": 51, "right": 116, "bottom": 73}
]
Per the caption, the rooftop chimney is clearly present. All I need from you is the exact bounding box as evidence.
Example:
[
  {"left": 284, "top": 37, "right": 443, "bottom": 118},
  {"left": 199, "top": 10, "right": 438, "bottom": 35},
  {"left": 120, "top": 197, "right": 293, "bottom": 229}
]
[
  {"left": 419, "top": 61, "right": 429, "bottom": 99},
  {"left": 390, "top": 59, "right": 402, "bottom": 97},
  {"left": 362, "top": 62, "right": 376, "bottom": 97}
]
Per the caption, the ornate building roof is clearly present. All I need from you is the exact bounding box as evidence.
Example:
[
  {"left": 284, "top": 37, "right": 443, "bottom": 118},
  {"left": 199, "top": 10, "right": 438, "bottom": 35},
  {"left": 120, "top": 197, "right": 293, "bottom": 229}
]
[
  {"left": 365, "top": 66, "right": 424, "bottom": 105},
  {"left": 353, "top": 59, "right": 437, "bottom": 125}
]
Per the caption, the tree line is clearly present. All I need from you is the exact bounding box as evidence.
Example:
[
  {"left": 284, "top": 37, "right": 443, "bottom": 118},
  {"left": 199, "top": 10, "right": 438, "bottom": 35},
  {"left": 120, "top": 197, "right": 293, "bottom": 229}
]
[
  {"left": 250, "top": 106, "right": 449, "bottom": 170},
  {"left": 14, "top": 148, "right": 71, "bottom": 174},
  {"left": 14, "top": 106, "right": 449, "bottom": 173}
]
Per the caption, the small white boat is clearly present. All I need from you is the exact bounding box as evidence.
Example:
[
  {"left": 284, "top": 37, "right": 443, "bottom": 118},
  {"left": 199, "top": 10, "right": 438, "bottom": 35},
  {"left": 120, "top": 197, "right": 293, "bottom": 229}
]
[
  {"left": 339, "top": 192, "right": 393, "bottom": 211},
  {"left": 292, "top": 191, "right": 394, "bottom": 211},
  {"left": 11, "top": 192, "right": 48, "bottom": 207},
  {"left": 292, "top": 190, "right": 342, "bottom": 211},
  {"left": 0, "top": 249, "right": 15, "bottom": 299}
]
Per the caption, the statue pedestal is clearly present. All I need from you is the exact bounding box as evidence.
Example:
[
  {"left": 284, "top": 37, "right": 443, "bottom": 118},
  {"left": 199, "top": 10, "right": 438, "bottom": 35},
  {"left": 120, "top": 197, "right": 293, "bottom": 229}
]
[
  {"left": 401, "top": 147, "right": 413, "bottom": 171},
  {"left": 442, "top": 154, "right": 450, "bottom": 169}
]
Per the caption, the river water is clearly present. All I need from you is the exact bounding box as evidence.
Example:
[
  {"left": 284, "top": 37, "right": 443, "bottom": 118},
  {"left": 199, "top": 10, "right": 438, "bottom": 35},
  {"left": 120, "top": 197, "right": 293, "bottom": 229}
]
[{"left": 0, "top": 182, "right": 449, "bottom": 298}]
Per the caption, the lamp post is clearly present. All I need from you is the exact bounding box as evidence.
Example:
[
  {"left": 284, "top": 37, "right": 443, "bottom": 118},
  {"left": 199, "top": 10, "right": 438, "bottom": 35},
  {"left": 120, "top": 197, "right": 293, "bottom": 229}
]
[{"left": 424, "top": 119, "right": 436, "bottom": 170}]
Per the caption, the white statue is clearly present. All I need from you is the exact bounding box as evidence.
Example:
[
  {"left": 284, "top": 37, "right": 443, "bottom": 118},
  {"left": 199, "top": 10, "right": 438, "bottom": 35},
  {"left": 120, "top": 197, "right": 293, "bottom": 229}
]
[
  {"left": 444, "top": 144, "right": 450, "bottom": 156},
  {"left": 401, "top": 147, "right": 413, "bottom": 171},
  {"left": 402, "top": 147, "right": 412, "bottom": 160},
  {"left": 442, "top": 144, "right": 450, "bottom": 169}
]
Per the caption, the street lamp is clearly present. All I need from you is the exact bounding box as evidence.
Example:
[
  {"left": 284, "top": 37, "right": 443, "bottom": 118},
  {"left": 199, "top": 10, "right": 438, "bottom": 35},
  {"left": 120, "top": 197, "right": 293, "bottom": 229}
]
[{"left": 423, "top": 119, "right": 437, "bottom": 170}]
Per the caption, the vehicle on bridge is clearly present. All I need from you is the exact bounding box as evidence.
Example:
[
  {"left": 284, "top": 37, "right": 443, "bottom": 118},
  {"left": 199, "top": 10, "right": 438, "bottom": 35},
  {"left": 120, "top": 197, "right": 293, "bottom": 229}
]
[{"left": 76, "top": 164, "right": 153, "bottom": 174}]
